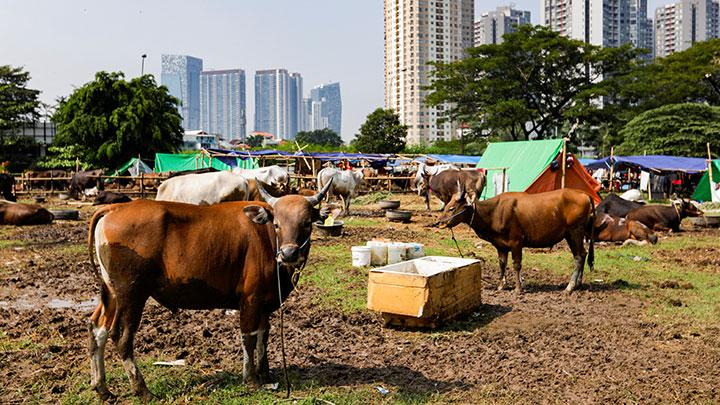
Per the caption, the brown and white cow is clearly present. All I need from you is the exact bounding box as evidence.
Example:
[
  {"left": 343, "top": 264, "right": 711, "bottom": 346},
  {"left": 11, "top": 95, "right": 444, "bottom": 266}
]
[
  {"left": 439, "top": 186, "right": 595, "bottom": 293},
  {"left": 0, "top": 201, "right": 54, "bottom": 225},
  {"left": 86, "top": 180, "right": 332, "bottom": 401},
  {"left": 594, "top": 213, "right": 658, "bottom": 244}
]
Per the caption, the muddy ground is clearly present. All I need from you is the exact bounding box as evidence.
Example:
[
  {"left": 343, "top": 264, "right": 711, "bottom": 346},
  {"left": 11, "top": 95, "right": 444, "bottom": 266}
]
[{"left": 1, "top": 198, "right": 719, "bottom": 403}]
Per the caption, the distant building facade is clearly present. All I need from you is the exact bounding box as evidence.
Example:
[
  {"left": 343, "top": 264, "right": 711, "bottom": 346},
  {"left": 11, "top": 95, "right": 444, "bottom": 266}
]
[
  {"left": 200, "top": 69, "right": 246, "bottom": 141},
  {"left": 305, "top": 82, "right": 342, "bottom": 135},
  {"left": 384, "top": 0, "right": 475, "bottom": 144},
  {"left": 474, "top": 6, "right": 531, "bottom": 46},
  {"left": 161, "top": 54, "right": 203, "bottom": 130},
  {"left": 254, "top": 69, "right": 303, "bottom": 140},
  {"left": 655, "top": 0, "right": 720, "bottom": 58}
]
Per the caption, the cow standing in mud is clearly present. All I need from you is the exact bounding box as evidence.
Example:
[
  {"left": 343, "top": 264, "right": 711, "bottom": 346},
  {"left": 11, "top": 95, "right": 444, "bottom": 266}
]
[
  {"left": 424, "top": 169, "right": 486, "bottom": 211},
  {"left": 440, "top": 186, "right": 595, "bottom": 293},
  {"left": 86, "top": 180, "right": 332, "bottom": 401}
]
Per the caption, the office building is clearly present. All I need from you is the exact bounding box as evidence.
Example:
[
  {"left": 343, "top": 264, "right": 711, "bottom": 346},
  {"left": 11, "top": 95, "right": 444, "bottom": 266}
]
[
  {"left": 631, "top": 0, "right": 655, "bottom": 58},
  {"left": 199, "top": 69, "right": 246, "bottom": 141},
  {"left": 254, "top": 69, "right": 303, "bottom": 140},
  {"left": 655, "top": 0, "right": 719, "bottom": 58},
  {"left": 161, "top": 54, "right": 203, "bottom": 130},
  {"left": 384, "top": 0, "right": 475, "bottom": 144},
  {"left": 305, "top": 82, "right": 342, "bottom": 135},
  {"left": 474, "top": 6, "right": 531, "bottom": 46}
]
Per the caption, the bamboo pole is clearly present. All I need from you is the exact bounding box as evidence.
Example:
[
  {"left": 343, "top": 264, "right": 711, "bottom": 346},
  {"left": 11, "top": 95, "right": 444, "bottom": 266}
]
[
  {"left": 609, "top": 146, "right": 615, "bottom": 192},
  {"left": 708, "top": 143, "right": 714, "bottom": 186},
  {"left": 561, "top": 137, "right": 568, "bottom": 189}
]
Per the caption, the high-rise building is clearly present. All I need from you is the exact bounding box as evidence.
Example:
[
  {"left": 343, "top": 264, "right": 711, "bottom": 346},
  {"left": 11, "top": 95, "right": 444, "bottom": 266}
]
[
  {"left": 254, "top": 69, "right": 303, "bottom": 140},
  {"left": 384, "top": 0, "right": 475, "bottom": 145},
  {"left": 161, "top": 54, "right": 203, "bottom": 130},
  {"left": 200, "top": 69, "right": 246, "bottom": 141},
  {"left": 474, "top": 6, "right": 531, "bottom": 46},
  {"left": 630, "top": 0, "right": 655, "bottom": 59},
  {"left": 305, "top": 82, "right": 342, "bottom": 135},
  {"left": 542, "top": 0, "right": 653, "bottom": 50},
  {"left": 655, "top": 0, "right": 720, "bottom": 58}
]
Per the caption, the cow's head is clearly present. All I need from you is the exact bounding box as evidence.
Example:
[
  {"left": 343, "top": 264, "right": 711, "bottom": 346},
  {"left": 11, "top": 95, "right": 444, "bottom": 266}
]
[
  {"left": 243, "top": 179, "right": 333, "bottom": 266},
  {"left": 677, "top": 199, "right": 703, "bottom": 218},
  {"left": 627, "top": 220, "right": 658, "bottom": 244},
  {"left": 438, "top": 181, "right": 474, "bottom": 229}
]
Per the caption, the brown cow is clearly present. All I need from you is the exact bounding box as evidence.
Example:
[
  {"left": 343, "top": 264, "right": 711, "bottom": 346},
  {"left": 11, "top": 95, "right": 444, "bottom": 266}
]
[
  {"left": 439, "top": 186, "right": 595, "bottom": 293},
  {"left": 92, "top": 190, "right": 132, "bottom": 205},
  {"left": 0, "top": 201, "right": 54, "bottom": 225},
  {"left": 86, "top": 180, "right": 332, "bottom": 401},
  {"left": 626, "top": 199, "right": 703, "bottom": 232},
  {"left": 594, "top": 213, "right": 657, "bottom": 244},
  {"left": 424, "top": 169, "right": 486, "bottom": 211}
]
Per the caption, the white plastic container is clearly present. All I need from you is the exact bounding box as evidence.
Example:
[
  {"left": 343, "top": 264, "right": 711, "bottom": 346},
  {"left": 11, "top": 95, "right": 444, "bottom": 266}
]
[
  {"left": 367, "top": 241, "right": 388, "bottom": 266},
  {"left": 406, "top": 243, "right": 425, "bottom": 259},
  {"left": 351, "top": 246, "right": 372, "bottom": 267},
  {"left": 387, "top": 242, "right": 407, "bottom": 264}
]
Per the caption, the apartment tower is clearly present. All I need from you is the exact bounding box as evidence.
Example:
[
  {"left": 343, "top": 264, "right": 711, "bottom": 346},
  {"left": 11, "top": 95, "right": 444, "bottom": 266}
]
[
  {"left": 384, "top": 0, "right": 475, "bottom": 145},
  {"left": 655, "top": 0, "right": 720, "bottom": 58},
  {"left": 161, "top": 54, "right": 203, "bottom": 130},
  {"left": 254, "top": 69, "right": 303, "bottom": 140},
  {"left": 306, "top": 82, "right": 342, "bottom": 136},
  {"left": 475, "top": 6, "right": 532, "bottom": 46},
  {"left": 199, "top": 69, "right": 246, "bottom": 141}
]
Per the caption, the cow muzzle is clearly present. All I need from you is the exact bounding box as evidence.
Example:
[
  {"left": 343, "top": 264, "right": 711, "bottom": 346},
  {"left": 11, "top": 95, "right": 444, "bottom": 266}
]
[{"left": 279, "top": 244, "right": 300, "bottom": 263}]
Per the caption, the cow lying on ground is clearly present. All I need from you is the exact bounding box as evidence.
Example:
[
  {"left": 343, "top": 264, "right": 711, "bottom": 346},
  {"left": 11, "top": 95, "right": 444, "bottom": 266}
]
[
  {"left": 594, "top": 213, "right": 657, "bottom": 244},
  {"left": 156, "top": 171, "right": 248, "bottom": 205},
  {"left": 234, "top": 165, "right": 289, "bottom": 191},
  {"left": 317, "top": 167, "right": 364, "bottom": 214},
  {"left": 597, "top": 193, "right": 644, "bottom": 217},
  {"left": 424, "top": 169, "right": 486, "bottom": 211},
  {"left": 69, "top": 169, "right": 104, "bottom": 199},
  {"left": 0, "top": 201, "right": 53, "bottom": 225},
  {"left": 0, "top": 173, "right": 16, "bottom": 202},
  {"left": 92, "top": 191, "right": 131, "bottom": 206},
  {"left": 86, "top": 180, "right": 333, "bottom": 401},
  {"left": 626, "top": 199, "right": 703, "bottom": 232},
  {"left": 439, "top": 186, "right": 595, "bottom": 293}
]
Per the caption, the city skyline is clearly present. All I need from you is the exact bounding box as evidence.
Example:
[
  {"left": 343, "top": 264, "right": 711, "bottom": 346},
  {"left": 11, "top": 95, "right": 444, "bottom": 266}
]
[{"left": 0, "top": 0, "right": 688, "bottom": 142}]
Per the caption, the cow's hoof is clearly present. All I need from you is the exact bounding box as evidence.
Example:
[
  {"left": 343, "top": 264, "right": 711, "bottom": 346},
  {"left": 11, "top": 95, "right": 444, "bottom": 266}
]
[
  {"left": 97, "top": 389, "right": 117, "bottom": 403},
  {"left": 514, "top": 288, "right": 523, "bottom": 296},
  {"left": 565, "top": 285, "right": 576, "bottom": 294}
]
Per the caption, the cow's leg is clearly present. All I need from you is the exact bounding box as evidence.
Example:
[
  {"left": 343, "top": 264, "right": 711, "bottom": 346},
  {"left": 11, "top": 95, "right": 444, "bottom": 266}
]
[
  {"left": 511, "top": 248, "right": 523, "bottom": 294},
  {"left": 240, "top": 308, "right": 263, "bottom": 386},
  {"left": 255, "top": 316, "right": 271, "bottom": 383},
  {"left": 114, "top": 300, "right": 153, "bottom": 401},
  {"left": 425, "top": 190, "right": 431, "bottom": 211},
  {"left": 89, "top": 297, "right": 116, "bottom": 401},
  {"left": 497, "top": 249, "right": 509, "bottom": 291},
  {"left": 565, "top": 233, "right": 587, "bottom": 292}
]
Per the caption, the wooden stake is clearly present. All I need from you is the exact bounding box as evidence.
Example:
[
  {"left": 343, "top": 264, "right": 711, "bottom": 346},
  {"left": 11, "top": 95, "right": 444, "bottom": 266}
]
[
  {"left": 609, "top": 146, "right": 615, "bottom": 192},
  {"left": 561, "top": 138, "right": 568, "bottom": 189},
  {"left": 708, "top": 143, "right": 714, "bottom": 186}
]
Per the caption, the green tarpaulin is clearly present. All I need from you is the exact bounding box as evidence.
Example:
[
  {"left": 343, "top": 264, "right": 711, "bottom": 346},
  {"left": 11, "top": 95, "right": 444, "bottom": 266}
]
[
  {"left": 476, "top": 139, "right": 564, "bottom": 199},
  {"left": 109, "top": 158, "right": 153, "bottom": 177},
  {"left": 692, "top": 160, "right": 720, "bottom": 202},
  {"left": 154, "top": 153, "right": 257, "bottom": 173}
]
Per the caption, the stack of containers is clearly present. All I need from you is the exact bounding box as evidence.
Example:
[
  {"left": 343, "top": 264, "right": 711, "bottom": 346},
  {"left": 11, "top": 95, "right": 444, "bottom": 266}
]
[{"left": 351, "top": 241, "right": 425, "bottom": 267}]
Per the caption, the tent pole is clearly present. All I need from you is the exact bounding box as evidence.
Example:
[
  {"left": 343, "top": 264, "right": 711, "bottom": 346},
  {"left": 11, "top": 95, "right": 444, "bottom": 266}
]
[
  {"left": 609, "top": 146, "right": 615, "bottom": 192},
  {"left": 708, "top": 143, "right": 714, "bottom": 187},
  {"left": 561, "top": 138, "right": 568, "bottom": 189}
]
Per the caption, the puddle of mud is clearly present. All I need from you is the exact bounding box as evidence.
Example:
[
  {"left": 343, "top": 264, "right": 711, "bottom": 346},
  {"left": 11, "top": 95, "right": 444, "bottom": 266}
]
[{"left": 0, "top": 297, "right": 97, "bottom": 311}]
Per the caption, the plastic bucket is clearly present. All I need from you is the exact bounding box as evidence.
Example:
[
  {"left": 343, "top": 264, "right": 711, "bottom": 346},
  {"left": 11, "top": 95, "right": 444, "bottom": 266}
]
[
  {"left": 367, "top": 241, "right": 388, "bottom": 266},
  {"left": 351, "top": 246, "right": 372, "bottom": 267},
  {"left": 387, "top": 242, "right": 407, "bottom": 264},
  {"left": 406, "top": 243, "right": 425, "bottom": 259}
]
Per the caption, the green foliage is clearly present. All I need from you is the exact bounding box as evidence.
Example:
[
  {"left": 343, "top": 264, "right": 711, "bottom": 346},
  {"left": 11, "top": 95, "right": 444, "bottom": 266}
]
[
  {"left": 36, "top": 145, "right": 92, "bottom": 170},
  {"left": 0, "top": 65, "right": 40, "bottom": 132},
  {"left": 426, "top": 25, "right": 642, "bottom": 142},
  {"left": 616, "top": 103, "right": 720, "bottom": 157},
  {"left": 0, "top": 135, "right": 40, "bottom": 172},
  {"left": 295, "top": 128, "right": 343, "bottom": 147},
  {"left": 270, "top": 141, "right": 355, "bottom": 153},
  {"left": 246, "top": 134, "right": 264, "bottom": 148},
  {"left": 403, "top": 138, "right": 486, "bottom": 155},
  {"left": 351, "top": 108, "right": 407, "bottom": 153},
  {"left": 52, "top": 71, "right": 183, "bottom": 169}
]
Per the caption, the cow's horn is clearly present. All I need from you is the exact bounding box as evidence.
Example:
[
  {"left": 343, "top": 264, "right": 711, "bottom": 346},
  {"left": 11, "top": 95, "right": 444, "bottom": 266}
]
[
  {"left": 256, "top": 181, "right": 279, "bottom": 207},
  {"left": 306, "top": 178, "right": 333, "bottom": 206},
  {"left": 457, "top": 180, "right": 466, "bottom": 200}
]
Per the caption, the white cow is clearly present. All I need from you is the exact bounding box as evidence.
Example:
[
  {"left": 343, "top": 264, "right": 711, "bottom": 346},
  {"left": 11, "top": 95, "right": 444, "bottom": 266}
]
[
  {"left": 412, "top": 162, "right": 458, "bottom": 196},
  {"left": 233, "top": 165, "right": 289, "bottom": 189},
  {"left": 156, "top": 171, "right": 248, "bottom": 205},
  {"left": 317, "top": 167, "right": 364, "bottom": 214}
]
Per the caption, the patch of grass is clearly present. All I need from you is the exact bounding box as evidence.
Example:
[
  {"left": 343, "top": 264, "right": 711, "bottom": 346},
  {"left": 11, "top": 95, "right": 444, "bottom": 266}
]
[
  {"left": 57, "top": 243, "right": 85, "bottom": 256},
  {"left": 0, "top": 238, "right": 26, "bottom": 249},
  {"left": 352, "top": 192, "right": 392, "bottom": 205},
  {"left": 0, "top": 330, "right": 40, "bottom": 352},
  {"left": 342, "top": 217, "right": 382, "bottom": 227},
  {"left": 302, "top": 244, "right": 368, "bottom": 313}
]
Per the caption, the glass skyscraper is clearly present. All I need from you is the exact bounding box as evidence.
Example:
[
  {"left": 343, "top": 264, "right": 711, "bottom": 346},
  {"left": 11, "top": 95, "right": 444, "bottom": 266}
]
[
  {"left": 161, "top": 54, "right": 203, "bottom": 130},
  {"left": 200, "top": 69, "right": 246, "bottom": 141},
  {"left": 306, "top": 82, "right": 342, "bottom": 136},
  {"left": 254, "top": 69, "right": 303, "bottom": 140}
]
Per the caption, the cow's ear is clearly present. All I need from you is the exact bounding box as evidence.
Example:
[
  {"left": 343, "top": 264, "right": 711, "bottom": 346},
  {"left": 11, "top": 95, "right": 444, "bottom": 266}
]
[{"left": 243, "top": 205, "right": 273, "bottom": 224}]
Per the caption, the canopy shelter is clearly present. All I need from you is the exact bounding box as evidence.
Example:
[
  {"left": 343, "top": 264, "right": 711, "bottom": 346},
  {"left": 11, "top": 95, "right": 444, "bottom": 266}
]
[
  {"left": 109, "top": 158, "right": 153, "bottom": 177},
  {"left": 692, "top": 160, "right": 720, "bottom": 202},
  {"left": 414, "top": 154, "right": 482, "bottom": 166},
  {"left": 583, "top": 155, "right": 708, "bottom": 173},
  {"left": 476, "top": 139, "right": 601, "bottom": 204},
  {"left": 154, "top": 152, "right": 258, "bottom": 173}
]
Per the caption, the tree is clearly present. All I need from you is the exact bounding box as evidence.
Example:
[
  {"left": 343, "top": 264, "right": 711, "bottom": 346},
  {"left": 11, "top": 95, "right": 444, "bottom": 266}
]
[
  {"left": 616, "top": 103, "right": 720, "bottom": 157},
  {"left": 426, "top": 25, "right": 641, "bottom": 141},
  {"left": 295, "top": 128, "right": 343, "bottom": 147},
  {"left": 52, "top": 71, "right": 183, "bottom": 168},
  {"left": 351, "top": 108, "right": 407, "bottom": 153},
  {"left": 0, "top": 65, "right": 40, "bottom": 135},
  {"left": 246, "top": 134, "right": 264, "bottom": 148}
]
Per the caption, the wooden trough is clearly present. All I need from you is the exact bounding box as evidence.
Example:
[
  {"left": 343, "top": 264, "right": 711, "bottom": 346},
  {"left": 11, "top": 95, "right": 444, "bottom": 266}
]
[{"left": 367, "top": 256, "right": 482, "bottom": 328}]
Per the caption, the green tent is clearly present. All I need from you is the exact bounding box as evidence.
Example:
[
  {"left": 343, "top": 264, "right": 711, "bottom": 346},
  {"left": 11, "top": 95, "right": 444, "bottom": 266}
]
[
  {"left": 154, "top": 153, "right": 258, "bottom": 173},
  {"left": 692, "top": 159, "right": 720, "bottom": 202},
  {"left": 109, "top": 158, "right": 153, "bottom": 177},
  {"left": 477, "top": 139, "right": 564, "bottom": 199}
]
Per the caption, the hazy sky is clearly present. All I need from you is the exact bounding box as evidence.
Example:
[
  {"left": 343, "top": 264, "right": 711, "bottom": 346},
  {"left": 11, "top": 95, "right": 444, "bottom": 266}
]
[{"left": 1, "top": 0, "right": 669, "bottom": 141}]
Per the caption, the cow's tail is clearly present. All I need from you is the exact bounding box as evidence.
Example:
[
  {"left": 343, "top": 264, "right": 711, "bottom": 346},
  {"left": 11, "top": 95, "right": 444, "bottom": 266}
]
[
  {"left": 88, "top": 205, "right": 114, "bottom": 306},
  {"left": 587, "top": 195, "right": 596, "bottom": 272}
]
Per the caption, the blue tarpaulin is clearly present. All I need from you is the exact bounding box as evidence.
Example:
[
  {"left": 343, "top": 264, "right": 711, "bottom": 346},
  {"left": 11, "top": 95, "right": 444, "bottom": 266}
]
[
  {"left": 583, "top": 155, "right": 708, "bottom": 173},
  {"left": 418, "top": 154, "right": 482, "bottom": 165}
]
